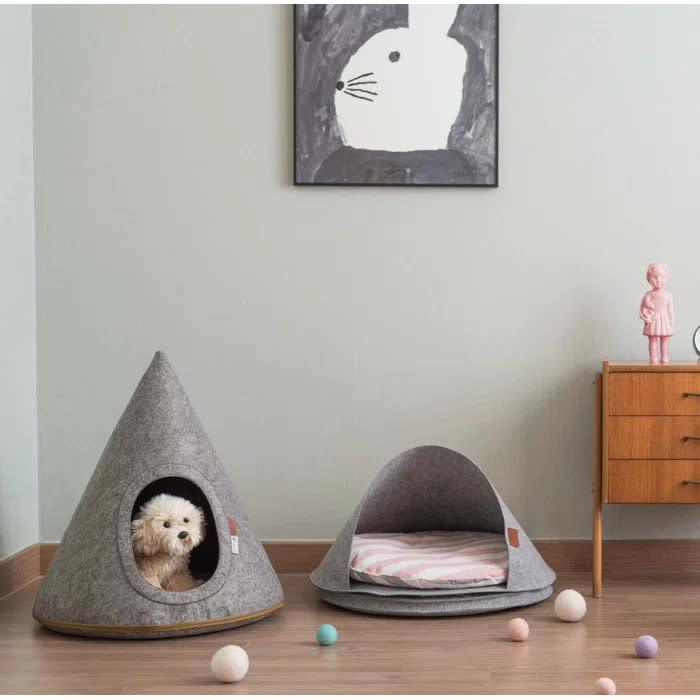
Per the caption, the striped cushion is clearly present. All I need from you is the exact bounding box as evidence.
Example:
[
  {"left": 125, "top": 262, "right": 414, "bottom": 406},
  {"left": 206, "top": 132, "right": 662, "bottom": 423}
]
[{"left": 349, "top": 531, "right": 509, "bottom": 589}]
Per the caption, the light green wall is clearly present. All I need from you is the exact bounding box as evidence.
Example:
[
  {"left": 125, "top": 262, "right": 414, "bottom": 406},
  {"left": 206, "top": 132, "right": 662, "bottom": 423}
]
[
  {"left": 33, "top": 5, "right": 700, "bottom": 541},
  {"left": 0, "top": 6, "right": 38, "bottom": 558}
]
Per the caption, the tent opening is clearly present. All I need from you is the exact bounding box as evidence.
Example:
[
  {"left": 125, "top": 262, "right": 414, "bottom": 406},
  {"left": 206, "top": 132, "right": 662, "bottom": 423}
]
[
  {"left": 354, "top": 454, "right": 505, "bottom": 536},
  {"left": 349, "top": 450, "right": 508, "bottom": 590},
  {"left": 131, "top": 476, "right": 220, "bottom": 583}
]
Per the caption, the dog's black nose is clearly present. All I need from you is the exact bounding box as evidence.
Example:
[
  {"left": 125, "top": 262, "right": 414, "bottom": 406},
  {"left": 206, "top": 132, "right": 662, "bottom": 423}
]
[
  {"left": 178, "top": 531, "right": 188, "bottom": 540},
  {"left": 335, "top": 81, "right": 344, "bottom": 92}
]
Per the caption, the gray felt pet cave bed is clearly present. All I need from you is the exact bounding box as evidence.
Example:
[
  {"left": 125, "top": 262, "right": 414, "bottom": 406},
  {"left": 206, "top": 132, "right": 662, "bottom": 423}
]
[
  {"left": 33, "top": 351, "right": 284, "bottom": 639},
  {"left": 311, "top": 446, "right": 555, "bottom": 616}
]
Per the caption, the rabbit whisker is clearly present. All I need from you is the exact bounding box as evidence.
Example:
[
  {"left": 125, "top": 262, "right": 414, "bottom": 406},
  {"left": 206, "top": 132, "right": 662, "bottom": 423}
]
[
  {"left": 346, "top": 88, "right": 377, "bottom": 96},
  {"left": 344, "top": 91, "right": 373, "bottom": 102},
  {"left": 346, "top": 81, "right": 377, "bottom": 86},
  {"left": 346, "top": 71, "right": 374, "bottom": 84}
]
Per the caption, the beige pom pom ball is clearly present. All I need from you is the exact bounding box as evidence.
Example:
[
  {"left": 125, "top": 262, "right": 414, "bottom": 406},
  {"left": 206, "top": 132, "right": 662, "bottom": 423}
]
[
  {"left": 554, "top": 589, "right": 587, "bottom": 622},
  {"left": 506, "top": 617, "right": 529, "bottom": 642},
  {"left": 594, "top": 677, "right": 616, "bottom": 694},
  {"left": 211, "top": 645, "right": 249, "bottom": 683}
]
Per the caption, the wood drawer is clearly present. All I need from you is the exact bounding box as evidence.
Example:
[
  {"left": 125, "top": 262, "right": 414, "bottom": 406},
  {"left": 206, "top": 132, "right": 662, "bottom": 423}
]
[
  {"left": 608, "top": 416, "right": 700, "bottom": 459},
  {"left": 607, "top": 460, "right": 700, "bottom": 503},
  {"left": 609, "top": 373, "right": 700, "bottom": 415}
]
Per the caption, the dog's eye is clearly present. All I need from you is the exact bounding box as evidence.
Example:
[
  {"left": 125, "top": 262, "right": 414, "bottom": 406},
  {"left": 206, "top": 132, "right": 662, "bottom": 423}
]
[
  {"left": 163, "top": 521, "right": 171, "bottom": 528},
  {"left": 184, "top": 517, "right": 189, "bottom": 523}
]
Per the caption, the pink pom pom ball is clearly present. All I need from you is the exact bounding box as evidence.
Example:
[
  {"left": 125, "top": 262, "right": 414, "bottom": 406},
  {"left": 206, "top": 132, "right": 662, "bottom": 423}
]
[
  {"left": 635, "top": 635, "right": 658, "bottom": 658},
  {"left": 594, "top": 677, "right": 616, "bottom": 694},
  {"left": 506, "top": 617, "right": 529, "bottom": 642}
]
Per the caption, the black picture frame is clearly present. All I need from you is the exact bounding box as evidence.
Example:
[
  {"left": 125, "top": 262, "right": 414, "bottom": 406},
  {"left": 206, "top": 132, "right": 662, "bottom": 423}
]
[{"left": 293, "top": 4, "right": 499, "bottom": 187}]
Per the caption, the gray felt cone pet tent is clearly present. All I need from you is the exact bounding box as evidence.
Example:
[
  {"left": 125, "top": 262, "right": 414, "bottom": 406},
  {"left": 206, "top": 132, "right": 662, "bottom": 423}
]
[
  {"left": 311, "top": 446, "right": 555, "bottom": 616},
  {"left": 33, "top": 351, "right": 284, "bottom": 639}
]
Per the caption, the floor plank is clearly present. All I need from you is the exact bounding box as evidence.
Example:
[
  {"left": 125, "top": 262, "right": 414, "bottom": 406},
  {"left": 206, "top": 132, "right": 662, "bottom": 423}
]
[{"left": 0, "top": 573, "right": 695, "bottom": 694}]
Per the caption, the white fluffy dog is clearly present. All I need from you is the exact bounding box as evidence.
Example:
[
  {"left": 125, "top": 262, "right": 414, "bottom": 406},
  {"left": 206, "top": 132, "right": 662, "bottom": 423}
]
[{"left": 131, "top": 494, "right": 205, "bottom": 591}]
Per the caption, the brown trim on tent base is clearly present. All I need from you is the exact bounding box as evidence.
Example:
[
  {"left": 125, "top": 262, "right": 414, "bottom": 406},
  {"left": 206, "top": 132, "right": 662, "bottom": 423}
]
[{"left": 32, "top": 601, "right": 285, "bottom": 638}]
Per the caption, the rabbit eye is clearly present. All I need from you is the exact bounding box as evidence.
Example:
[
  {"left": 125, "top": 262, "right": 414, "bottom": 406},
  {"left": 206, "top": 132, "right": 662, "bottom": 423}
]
[
  {"left": 163, "top": 521, "right": 171, "bottom": 528},
  {"left": 389, "top": 51, "right": 400, "bottom": 63},
  {"left": 184, "top": 517, "right": 189, "bottom": 523}
]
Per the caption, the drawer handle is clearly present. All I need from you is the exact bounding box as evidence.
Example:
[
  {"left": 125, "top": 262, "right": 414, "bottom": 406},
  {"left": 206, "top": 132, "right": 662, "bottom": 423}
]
[
  {"left": 683, "top": 480, "right": 700, "bottom": 485},
  {"left": 684, "top": 436, "right": 700, "bottom": 442},
  {"left": 684, "top": 392, "right": 700, "bottom": 398}
]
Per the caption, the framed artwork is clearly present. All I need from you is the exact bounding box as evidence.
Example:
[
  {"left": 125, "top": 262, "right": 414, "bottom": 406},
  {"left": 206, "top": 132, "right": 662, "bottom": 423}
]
[{"left": 294, "top": 4, "right": 498, "bottom": 187}]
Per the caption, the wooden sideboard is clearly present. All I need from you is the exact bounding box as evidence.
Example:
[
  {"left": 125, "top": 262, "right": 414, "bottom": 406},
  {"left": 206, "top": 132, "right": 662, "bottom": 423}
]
[{"left": 593, "top": 361, "right": 700, "bottom": 596}]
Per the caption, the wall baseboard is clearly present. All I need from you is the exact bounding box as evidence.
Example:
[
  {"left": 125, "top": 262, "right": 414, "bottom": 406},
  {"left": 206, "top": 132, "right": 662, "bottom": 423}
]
[
  {"left": 36, "top": 541, "right": 334, "bottom": 578},
  {"left": 536, "top": 538, "right": 700, "bottom": 576},
  {"left": 261, "top": 539, "right": 700, "bottom": 577},
  {"left": 261, "top": 540, "right": 333, "bottom": 575},
  {"left": 0, "top": 544, "right": 39, "bottom": 599},
  {"left": 5, "top": 538, "right": 700, "bottom": 599},
  {"left": 39, "top": 542, "right": 56, "bottom": 576}
]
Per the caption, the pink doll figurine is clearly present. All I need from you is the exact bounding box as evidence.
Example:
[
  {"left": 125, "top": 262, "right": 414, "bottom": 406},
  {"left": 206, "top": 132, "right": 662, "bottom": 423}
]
[{"left": 640, "top": 263, "right": 674, "bottom": 364}]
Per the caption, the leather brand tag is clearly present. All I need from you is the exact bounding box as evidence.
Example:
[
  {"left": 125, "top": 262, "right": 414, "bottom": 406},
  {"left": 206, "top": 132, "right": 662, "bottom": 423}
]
[
  {"left": 227, "top": 516, "right": 240, "bottom": 554},
  {"left": 508, "top": 527, "right": 520, "bottom": 547}
]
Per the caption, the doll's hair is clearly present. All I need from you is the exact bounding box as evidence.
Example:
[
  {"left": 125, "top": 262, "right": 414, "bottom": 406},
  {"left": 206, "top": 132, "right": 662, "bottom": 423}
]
[{"left": 647, "top": 263, "right": 669, "bottom": 283}]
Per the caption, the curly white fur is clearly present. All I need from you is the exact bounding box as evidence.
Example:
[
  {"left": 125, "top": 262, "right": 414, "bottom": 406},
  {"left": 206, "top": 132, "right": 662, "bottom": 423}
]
[{"left": 131, "top": 494, "right": 205, "bottom": 591}]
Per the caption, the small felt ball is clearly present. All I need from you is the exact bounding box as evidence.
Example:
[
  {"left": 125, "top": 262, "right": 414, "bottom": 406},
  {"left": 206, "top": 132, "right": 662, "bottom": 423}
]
[
  {"left": 635, "top": 634, "right": 658, "bottom": 658},
  {"left": 594, "top": 677, "right": 616, "bottom": 695},
  {"left": 507, "top": 617, "right": 529, "bottom": 642},
  {"left": 210, "top": 645, "right": 249, "bottom": 683},
  {"left": 554, "top": 589, "right": 587, "bottom": 622},
  {"left": 316, "top": 623, "right": 338, "bottom": 646}
]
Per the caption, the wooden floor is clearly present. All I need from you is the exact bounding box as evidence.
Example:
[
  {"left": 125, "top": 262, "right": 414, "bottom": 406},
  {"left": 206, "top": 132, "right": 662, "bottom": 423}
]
[{"left": 1, "top": 572, "right": 699, "bottom": 694}]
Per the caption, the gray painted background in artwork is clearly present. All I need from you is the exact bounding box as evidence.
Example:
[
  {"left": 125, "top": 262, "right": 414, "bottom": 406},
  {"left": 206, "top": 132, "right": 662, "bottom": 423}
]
[{"left": 294, "top": 4, "right": 497, "bottom": 185}]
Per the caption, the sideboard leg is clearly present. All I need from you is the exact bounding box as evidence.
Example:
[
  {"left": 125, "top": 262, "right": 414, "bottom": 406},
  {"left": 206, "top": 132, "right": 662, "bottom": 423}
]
[
  {"left": 592, "top": 373, "right": 603, "bottom": 597},
  {"left": 592, "top": 495, "right": 602, "bottom": 597}
]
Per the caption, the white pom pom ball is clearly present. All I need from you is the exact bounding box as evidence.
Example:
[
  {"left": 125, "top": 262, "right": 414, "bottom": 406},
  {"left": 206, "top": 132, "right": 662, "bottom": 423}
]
[
  {"left": 554, "top": 589, "right": 587, "bottom": 622},
  {"left": 594, "top": 677, "right": 616, "bottom": 694},
  {"left": 211, "top": 645, "right": 249, "bottom": 683}
]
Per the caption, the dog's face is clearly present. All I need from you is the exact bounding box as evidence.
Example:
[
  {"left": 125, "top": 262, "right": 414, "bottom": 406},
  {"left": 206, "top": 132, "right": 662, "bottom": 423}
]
[{"left": 131, "top": 494, "right": 205, "bottom": 558}]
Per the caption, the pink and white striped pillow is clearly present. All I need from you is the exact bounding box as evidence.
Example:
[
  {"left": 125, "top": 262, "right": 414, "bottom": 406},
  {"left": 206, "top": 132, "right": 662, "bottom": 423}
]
[{"left": 349, "top": 531, "right": 509, "bottom": 589}]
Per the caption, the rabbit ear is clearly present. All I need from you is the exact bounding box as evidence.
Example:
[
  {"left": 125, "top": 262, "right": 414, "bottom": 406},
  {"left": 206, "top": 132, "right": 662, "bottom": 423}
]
[{"left": 408, "top": 4, "right": 459, "bottom": 34}]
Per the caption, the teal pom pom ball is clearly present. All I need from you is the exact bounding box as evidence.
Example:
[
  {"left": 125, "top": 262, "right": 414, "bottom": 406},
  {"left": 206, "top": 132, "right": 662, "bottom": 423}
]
[{"left": 316, "top": 623, "right": 337, "bottom": 646}]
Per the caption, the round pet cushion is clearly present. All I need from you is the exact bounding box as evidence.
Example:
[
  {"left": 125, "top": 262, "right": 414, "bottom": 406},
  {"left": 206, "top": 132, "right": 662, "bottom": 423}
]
[{"left": 349, "top": 531, "right": 508, "bottom": 589}]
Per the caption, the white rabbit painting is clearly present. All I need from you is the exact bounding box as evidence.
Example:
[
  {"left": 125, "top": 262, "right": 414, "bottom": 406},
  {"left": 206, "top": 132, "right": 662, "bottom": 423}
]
[
  {"left": 295, "top": 4, "right": 498, "bottom": 186},
  {"left": 334, "top": 5, "right": 466, "bottom": 152}
]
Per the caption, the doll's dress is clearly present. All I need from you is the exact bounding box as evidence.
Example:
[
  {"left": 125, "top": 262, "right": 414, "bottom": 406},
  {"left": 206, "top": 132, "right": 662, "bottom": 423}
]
[{"left": 642, "top": 290, "right": 674, "bottom": 337}]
